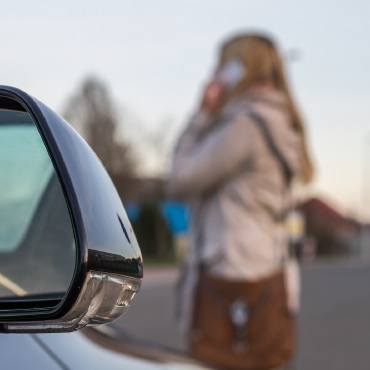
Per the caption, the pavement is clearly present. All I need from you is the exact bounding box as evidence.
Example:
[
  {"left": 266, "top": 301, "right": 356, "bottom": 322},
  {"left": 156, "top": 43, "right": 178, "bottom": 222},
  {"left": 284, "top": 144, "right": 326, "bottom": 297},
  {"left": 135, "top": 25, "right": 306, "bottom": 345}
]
[{"left": 116, "top": 258, "right": 370, "bottom": 370}]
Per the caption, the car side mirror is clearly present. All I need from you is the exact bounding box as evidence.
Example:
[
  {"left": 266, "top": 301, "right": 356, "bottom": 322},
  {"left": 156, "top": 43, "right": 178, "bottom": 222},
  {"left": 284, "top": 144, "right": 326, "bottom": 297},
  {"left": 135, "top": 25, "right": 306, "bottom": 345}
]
[{"left": 0, "top": 86, "right": 143, "bottom": 333}]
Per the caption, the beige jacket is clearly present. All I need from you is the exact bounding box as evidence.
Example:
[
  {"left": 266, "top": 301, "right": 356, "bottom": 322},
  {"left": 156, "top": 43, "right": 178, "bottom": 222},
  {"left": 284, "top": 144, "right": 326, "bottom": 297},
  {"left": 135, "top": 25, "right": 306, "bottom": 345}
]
[{"left": 167, "top": 86, "right": 302, "bottom": 330}]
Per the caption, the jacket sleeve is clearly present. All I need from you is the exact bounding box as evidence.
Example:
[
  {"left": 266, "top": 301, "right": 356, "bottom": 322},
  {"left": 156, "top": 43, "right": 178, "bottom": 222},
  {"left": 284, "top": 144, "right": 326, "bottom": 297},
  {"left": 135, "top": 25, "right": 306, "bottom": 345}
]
[{"left": 167, "top": 113, "right": 254, "bottom": 198}]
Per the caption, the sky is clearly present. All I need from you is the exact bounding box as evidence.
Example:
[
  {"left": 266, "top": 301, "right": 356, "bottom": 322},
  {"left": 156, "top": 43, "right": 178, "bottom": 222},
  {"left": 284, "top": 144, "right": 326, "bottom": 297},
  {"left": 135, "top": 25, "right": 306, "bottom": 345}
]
[{"left": 1, "top": 1, "right": 370, "bottom": 217}]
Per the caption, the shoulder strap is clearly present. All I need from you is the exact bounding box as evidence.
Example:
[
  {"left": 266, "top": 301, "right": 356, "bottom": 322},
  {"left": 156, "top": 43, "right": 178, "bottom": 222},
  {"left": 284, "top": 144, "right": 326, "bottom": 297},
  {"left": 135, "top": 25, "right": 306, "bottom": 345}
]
[{"left": 248, "top": 111, "right": 293, "bottom": 186}]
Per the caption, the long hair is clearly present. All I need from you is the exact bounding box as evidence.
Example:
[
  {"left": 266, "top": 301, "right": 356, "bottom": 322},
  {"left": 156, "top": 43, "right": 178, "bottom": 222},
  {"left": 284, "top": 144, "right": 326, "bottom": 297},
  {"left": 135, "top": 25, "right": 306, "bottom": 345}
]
[{"left": 217, "top": 33, "right": 314, "bottom": 184}]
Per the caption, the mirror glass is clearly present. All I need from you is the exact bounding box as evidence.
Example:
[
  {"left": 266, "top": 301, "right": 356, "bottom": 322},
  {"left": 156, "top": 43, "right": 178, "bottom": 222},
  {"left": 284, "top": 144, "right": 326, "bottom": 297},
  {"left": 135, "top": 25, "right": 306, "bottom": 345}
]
[{"left": 0, "top": 97, "right": 76, "bottom": 309}]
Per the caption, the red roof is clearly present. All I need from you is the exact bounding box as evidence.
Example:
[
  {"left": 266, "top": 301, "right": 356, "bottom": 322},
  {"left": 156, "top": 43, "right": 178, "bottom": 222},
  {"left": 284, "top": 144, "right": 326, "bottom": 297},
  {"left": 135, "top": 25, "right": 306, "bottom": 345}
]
[{"left": 300, "top": 198, "right": 360, "bottom": 234}]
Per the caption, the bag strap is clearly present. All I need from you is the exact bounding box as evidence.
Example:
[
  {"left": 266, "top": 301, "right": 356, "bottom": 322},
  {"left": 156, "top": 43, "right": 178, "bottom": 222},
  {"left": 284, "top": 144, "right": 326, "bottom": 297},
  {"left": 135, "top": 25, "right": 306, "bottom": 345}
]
[
  {"left": 248, "top": 111, "right": 301, "bottom": 260},
  {"left": 247, "top": 111, "right": 293, "bottom": 187}
]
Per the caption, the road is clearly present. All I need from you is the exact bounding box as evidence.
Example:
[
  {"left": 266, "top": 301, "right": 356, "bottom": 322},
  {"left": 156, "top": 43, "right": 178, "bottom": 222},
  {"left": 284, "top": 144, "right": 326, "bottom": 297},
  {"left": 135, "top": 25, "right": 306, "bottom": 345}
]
[{"left": 116, "top": 259, "right": 370, "bottom": 369}]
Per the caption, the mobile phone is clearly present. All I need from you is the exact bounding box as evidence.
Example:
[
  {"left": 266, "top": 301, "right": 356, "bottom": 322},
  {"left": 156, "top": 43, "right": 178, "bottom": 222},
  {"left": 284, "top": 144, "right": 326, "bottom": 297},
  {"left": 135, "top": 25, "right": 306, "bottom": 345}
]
[{"left": 216, "top": 59, "right": 245, "bottom": 90}]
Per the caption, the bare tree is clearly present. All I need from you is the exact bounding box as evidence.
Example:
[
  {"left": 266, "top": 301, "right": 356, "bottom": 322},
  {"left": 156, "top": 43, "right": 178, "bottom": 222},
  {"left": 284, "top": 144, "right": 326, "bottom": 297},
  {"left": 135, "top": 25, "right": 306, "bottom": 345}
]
[{"left": 63, "top": 76, "right": 136, "bottom": 178}]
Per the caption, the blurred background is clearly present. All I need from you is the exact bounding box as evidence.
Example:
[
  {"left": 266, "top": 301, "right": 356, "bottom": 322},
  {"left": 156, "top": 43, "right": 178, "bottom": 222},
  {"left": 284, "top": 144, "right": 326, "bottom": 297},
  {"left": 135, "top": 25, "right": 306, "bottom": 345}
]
[{"left": 2, "top": 1, "right": 370, "bottom": 369}]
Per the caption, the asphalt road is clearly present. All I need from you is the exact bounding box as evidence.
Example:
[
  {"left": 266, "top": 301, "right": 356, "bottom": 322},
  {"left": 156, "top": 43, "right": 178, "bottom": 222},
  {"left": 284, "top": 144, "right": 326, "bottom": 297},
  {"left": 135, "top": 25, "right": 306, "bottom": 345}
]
[{"left": 116, "top": 259, "right": 370, "bottom": 370}]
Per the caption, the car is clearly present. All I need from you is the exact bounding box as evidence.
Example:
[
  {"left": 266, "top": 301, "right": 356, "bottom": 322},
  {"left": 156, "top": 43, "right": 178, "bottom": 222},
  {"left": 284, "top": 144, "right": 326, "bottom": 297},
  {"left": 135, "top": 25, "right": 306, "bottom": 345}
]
[{"left": 0, "top": 86, "right": 207, "bottom": 369}]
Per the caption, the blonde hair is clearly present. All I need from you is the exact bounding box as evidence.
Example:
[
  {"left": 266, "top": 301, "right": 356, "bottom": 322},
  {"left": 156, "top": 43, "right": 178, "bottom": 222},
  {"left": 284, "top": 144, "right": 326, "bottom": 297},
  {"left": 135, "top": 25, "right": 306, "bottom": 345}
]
[{"left": 218, "top": 33, "right": 314, "bottom": 183}]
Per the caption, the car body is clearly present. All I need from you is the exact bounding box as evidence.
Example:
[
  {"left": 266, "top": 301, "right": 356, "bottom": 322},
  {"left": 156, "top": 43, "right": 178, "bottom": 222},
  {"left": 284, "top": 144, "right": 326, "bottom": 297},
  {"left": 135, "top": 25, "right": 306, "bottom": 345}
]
[{"left": 0, "top": 328, "right": 208, "bottom": 369}]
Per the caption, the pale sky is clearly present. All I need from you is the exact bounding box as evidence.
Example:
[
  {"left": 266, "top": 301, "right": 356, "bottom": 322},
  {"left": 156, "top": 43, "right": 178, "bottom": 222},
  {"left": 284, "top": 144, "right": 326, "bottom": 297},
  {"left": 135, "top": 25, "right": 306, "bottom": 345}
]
[{"left": 1, "top": 1, "right": 370, "bottom": 217}]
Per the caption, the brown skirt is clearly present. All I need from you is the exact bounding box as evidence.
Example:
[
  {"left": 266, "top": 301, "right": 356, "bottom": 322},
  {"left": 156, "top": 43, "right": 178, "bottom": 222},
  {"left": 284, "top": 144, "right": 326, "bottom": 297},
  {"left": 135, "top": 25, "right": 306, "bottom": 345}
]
[{"left": 190, "top": 270, "right": 296, "bottom": 370}]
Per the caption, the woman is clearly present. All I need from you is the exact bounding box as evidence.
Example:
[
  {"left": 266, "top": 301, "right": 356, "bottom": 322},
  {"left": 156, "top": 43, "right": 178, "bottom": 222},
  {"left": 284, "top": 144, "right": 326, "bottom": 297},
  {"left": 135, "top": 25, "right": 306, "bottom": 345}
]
[{"left": 167, "top": 33, "right": 314, "bottom": 370}]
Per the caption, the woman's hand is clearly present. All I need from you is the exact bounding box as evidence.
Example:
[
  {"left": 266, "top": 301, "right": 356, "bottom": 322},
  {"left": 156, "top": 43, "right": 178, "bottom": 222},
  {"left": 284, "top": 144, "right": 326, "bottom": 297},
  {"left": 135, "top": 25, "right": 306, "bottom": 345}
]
[{"left": 200, "top": 80, "right": 224, "bottom": 114}]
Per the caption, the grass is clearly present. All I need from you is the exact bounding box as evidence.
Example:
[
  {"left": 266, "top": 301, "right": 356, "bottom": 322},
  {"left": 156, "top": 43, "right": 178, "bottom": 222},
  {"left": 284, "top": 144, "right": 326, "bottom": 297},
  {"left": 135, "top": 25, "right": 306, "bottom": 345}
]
[{"left": 142, "top": 255, "right": 179, "bottom": 268}]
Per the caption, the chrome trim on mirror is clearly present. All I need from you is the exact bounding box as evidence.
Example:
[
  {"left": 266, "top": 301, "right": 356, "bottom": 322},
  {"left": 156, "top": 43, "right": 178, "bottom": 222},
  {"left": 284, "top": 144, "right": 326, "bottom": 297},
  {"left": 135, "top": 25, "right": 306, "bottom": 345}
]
[{"left": 4, "top": 272, "right": 141, "bottom": 333}]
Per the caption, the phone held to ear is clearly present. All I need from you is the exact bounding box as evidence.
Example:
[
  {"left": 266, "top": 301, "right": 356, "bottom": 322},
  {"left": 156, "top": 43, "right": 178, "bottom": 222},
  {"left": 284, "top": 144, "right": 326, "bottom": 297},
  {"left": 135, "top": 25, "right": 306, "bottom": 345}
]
[
  {"left": 216, "top": 59, "right": 246, "bottom": 90},
  {"left": 201, "top": 59, "right": 245, "bottom": 114}
]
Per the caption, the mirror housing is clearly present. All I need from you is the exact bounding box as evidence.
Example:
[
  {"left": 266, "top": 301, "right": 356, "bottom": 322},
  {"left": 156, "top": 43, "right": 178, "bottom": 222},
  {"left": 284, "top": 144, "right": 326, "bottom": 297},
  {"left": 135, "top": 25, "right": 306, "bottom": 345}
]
[{"left": 0, "top": 86, "right": 143, "bottom": 333}]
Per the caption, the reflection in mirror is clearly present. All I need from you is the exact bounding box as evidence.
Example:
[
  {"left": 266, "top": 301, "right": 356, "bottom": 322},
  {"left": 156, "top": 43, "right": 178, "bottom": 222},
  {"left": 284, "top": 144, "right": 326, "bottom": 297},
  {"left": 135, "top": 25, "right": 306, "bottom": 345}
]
[{"left": 0, "top": 97, "right": 76, "bottom": 309}]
